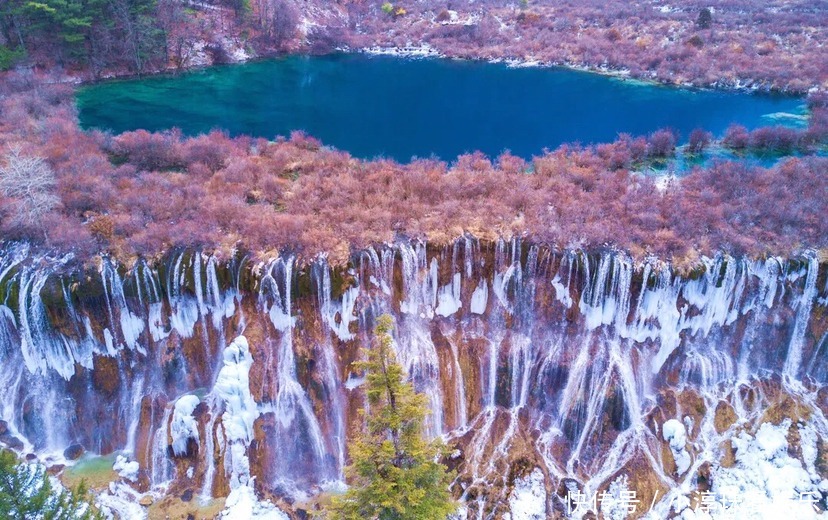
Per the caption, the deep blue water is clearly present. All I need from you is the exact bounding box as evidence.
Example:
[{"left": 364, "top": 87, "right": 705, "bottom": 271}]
[{"left": 76, "top": 54, "right": 806, "bottom": 162}]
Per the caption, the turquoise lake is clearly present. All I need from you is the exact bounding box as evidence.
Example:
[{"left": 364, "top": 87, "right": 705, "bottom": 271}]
[{"left": 76, "top": 54, "right": 806, "bottom": 162}]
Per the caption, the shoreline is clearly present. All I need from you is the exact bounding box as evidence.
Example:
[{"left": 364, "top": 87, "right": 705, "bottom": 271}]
[
  {"left": 355, "top": 44, "right": 813, "bottom": 96},
  {"left": 40, "top": 43, "right": 818, "bottom": 98}
]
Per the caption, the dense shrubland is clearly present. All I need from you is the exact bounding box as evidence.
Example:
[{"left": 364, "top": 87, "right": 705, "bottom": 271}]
[
  {"left": 0, "top": 76, "right": 825, "bottom": 268},
  {"left": 1, "top": 0, "right": 826, "bottom": 92},
  {"left": 356, "top": 0, "right": 828, "bottom": 92}
]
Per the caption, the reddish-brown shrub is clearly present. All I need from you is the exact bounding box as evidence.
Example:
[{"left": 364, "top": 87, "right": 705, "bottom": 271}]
[
  {"left": 686, "top": 129, "right": 712, "bottom": 155},
  {"left": 748, "top": 126, "right": 800, "bottom": 154},
  {"left": 722, "top": 124, "right": 750, "bottom": 150},
  {"left": 1, "top": 78, "right": 825, "bottom": 265},
  {"left": 647, "top": 129, "right": 676, "bottom": 158},
  {"left": 110, "top": 130, "right": 185, "bottom": 171}
]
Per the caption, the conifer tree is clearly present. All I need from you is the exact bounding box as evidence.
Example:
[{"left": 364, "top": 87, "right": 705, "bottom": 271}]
[
  {"left": 326, "top": 315, "right": 456, "bottom": 520},
  {"left": 0, "top": 449, "right": 103, "bottom": 519}
]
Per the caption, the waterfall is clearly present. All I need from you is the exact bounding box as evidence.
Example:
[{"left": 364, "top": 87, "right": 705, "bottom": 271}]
[
  {"left": 150, "top": 406, "right": 174, "bottom": 489},
  {"left": 200, "top": 401, "right": 218, "bottom": 502},
  {"left": 312, "top": 260, "right": 351, "bottom": 481},
  {"left": 259, "top": 256, "right": 328, "bottom": 491},
  {"left": 0, "top": 239, "right": 825, "bottom": 518}
]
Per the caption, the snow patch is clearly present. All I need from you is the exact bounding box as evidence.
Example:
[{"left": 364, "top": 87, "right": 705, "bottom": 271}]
[
  {"left": 601, "top": 474, "right": 635, "bottom": 520},
  {"left": 696, "top": 420, "right": 826, "bottom": 519},
  {"left": 663, "top": 418, "right": 691, "bottom": 475},
  {"left": 113, "top": 455, "right": 140, "bottom": 482},
  {"left": 96, "top": 481, "right": 148, "bottom": 520},
  {"left": 221, "top": 482, "right": 289, "bottom": 520},
  {"left": 361, "top": 44, "right": 442, "bottom": 59},
  {"left": 508, "top": 468, "right": 546, "bottom": 519}
]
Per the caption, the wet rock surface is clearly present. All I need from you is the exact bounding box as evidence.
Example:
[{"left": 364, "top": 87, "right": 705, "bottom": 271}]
[
  {"left": 63, "top": 443, "right": 85, "bottom": 461},
  {"left": 0, "top": 240, "right": 826, "bottom": 517}
]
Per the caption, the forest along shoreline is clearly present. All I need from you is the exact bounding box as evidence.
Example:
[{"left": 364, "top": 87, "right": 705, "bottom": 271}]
[
  {"left": 1, "top": 0, "right": 827, "bottom": 94},
  {"left": 20, "top": 45, "right": 828, "bottom": 96}
]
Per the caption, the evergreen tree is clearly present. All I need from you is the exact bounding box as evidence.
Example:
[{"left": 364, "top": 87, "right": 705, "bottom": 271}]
[
  {"left": 0, "top": 449, "right": 103, "bottom": 520},
  {"left": 326, "top": 315, "right": 456, "bottom": 520},
  {"left": 0, "top": 0, "right": 165, "bottom": 70},
  {"left": 697, "top": 7, "right": 713, "bottom": 29}
]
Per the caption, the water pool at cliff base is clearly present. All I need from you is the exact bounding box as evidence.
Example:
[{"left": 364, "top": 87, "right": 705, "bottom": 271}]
[{"left": 77, "top": 53, "right": 805, "bottom": 162}]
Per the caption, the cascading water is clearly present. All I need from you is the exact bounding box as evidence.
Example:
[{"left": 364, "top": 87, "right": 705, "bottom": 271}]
[
  {"left": 0, "top": 238, "right": 826, "bottom": 519},
  {"left": 258, "top": 256, "right": 329, "bottom": 495}
]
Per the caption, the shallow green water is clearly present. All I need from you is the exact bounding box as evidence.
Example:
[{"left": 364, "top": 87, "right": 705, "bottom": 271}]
[{"left": 77, "top": 54, "right": 806, "bottom": 161}]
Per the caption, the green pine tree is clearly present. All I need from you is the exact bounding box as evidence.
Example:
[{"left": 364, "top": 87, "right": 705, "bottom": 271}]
[
  {"left": 325, "top": 315, "right": 456, "bottom": 520},
  {"left": 0, "top": 449, "right": 103, "bottom": 520}
]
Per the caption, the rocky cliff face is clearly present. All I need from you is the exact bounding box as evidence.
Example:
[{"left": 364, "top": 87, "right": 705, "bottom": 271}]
[{"left": 1, "top": 238, "right": 827, "bottom": 518}]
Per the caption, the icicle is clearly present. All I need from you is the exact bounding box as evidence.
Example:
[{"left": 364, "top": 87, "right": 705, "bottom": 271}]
[
  {"left": 315, "top": 259, "right": 360, "bottom": 341},
  {"left": 213, "top": 336, "right": 258, "bottom": 489},
  {"left": 101, "top": 258, "right": 146, "bottom": 354},
  {"left": 470, "top": 279, "right": 488, "bottom": 315},
  {"left": 436, "top": 273, "right": 462, "bottom": 317}
]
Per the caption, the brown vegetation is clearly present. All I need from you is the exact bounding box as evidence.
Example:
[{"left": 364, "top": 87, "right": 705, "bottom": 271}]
[
  {"left": 0, "top": 77, "right": 826, "bottom": 267},
  {"left": 343, "top": 0, "right": 828, "bottom": 93}
]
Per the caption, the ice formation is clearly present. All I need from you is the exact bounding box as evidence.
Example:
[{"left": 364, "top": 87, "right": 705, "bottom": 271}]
[
  {"left": 663, "top": 419, "right": 691, "bottom": 475},
  {"left": 0, "top": 239, "right": 826, "bottom": 517},
  {"left": 113, "top": 454, "right": 140, "bottom": 482},
  {"left": 170, "top": 395, "right": 200, "bottom": 457},
  {"left": 507, "top": 468, "right": 547, "bottom": 520},
  {"left": 213, "top": 336, "right": 258, "bottom": 488}
]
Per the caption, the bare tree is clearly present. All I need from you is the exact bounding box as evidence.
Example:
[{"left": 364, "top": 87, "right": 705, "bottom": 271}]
[
  {"left": 0, "top": 147, "right": 60, "bottom": 230},
  {"left": 254, "top": 0, "right": 297, "bottom": 47},
  {"left": 157, "top": 0, "right": 201, "bottom": 70}
]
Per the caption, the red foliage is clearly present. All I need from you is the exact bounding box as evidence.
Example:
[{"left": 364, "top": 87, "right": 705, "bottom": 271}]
[
  {"left": 1, "top": 79, "right": 826, "bottom": 265},
  {"left": 8, "top": 0, "right": 826, "bottom": 97},
  {"left": 110, "top": 130, "right": 185, "bottom": 171},
  {"left": 647, "top": 129, "right": 676, "bottom": 158},
  {"left": 748, "top": 126, "right": 800, "bottom": 154},
  {"left": 346, "top": 0, "right": 828, "bottom": 93},
  {"left": 722, "top": 124, "right": 750, "bottom": 150},
  {"left": 686, "top": 129, "right": 712, "bottom": 155}
]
